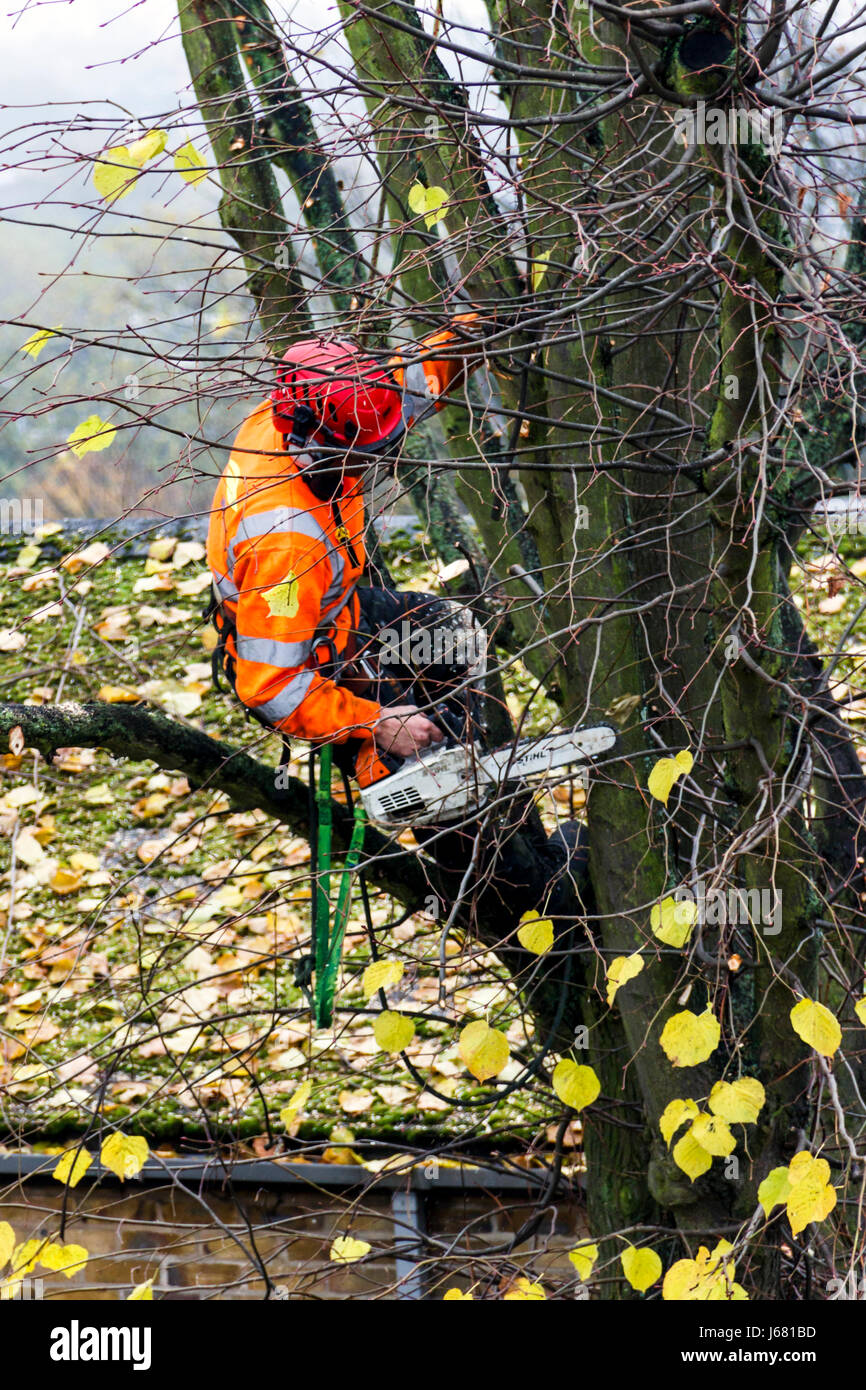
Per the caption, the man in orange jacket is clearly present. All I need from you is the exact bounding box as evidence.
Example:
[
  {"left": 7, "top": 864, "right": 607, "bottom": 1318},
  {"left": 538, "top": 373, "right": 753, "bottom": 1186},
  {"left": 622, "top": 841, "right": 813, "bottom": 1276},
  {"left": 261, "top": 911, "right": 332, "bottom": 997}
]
[{"left": 206, "top": 317, "right": 486, "bottom": 783}]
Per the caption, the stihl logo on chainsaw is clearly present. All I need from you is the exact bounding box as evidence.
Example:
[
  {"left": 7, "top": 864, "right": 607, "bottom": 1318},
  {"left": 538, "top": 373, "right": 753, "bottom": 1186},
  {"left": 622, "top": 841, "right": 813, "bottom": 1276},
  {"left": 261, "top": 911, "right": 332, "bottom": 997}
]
[{"left": 361, "top": 723, "right": 617, "bottom": 827}]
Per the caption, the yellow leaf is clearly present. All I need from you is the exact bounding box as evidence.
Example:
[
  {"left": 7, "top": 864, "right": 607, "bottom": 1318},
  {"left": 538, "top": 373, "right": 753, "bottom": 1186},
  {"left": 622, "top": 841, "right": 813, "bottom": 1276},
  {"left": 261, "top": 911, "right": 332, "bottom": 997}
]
[
  {"left": 11, "top": 1240, "right": 42, "bottom": 1276},
  {"left": 787, "top": 1175, "right": 836, "bottom": 1236},
  {"left": 651, "top": 895, "right": 698, "bottom": 948},
  {"left": 648, "top": 749, "right": 693, "bottom": 806},
  {"left": 330, "top": 1235, "right": 370, "bottom": 1264},
  {"left": 663, "top": 1240, "right": 748, "bottom": 1302},
  {"left": 15, "top": 987, "right": 44, "bottom": 1011},
  {"left": 97, "top": 685, "right": 140, "bottom": 704},
  {"left": 174, "top": 141, "right": 208, "bottom": 185},
  {"left": 4, "top": 785, "right": 40, "bottom": 809},
  {"left": 458, "top": 1020, "right": 510, "bottom": 1081},
  {"left": 15, "top": 543, "right": 41, "bottom": 570},
  {"left": 407, "top": 181, "right": 449, "bottom": 229},
  {"left": 789, "top": 998, "right": 841, "bottom": 1057},
  {"left": 40, "top": 1242, "right": 88, "bottom": 1278},
  {"left": 21, "top": 326, "right": 61, "bottom": 359},
  {"left": 14, "top": 830, "right": 44, "bottom": 865},
  {"left": 374, "top": 1011, "right": 415, "bottom": 1053},
  {"left": 504, "top": 1275, "right": 546, "bottom": 1300},
  {"left": 689, "top": 1112, "right": 736, "bottom": 1157},
  {"left": 517, "top": 910, "right": 554, "bottom": 955},
  {"left": 83, "top": 783, "right": 114, "bottom": 806},
  {"left": 0, "top": 628, "right": 27, "bottom": 653},
  {"left": 126, "top": 129, "right": 167, "bottom": 166},
  {"left": 100, "top": 1132, "right": 149, "bottom": 1180},
  {"left": 659, "top": 1008, "right": 720, "bottom": 1067},
  {"left": 788, "top": 1151, "right": 830, "bottom": 1186},
  {"left": 567, "top": 1242, "right": 599, "bottom": 1280},
  {"left": 708, "top": 1077, "right": 765, "bottom": 1124},
  {"left": 757, "top": 1166, "right": 791, "bottom": 1218},
  {"left": 67, "top": 415, "right": 116, "bottom": 458},
  {"left": 147, "top": 537, "right": 177, "bottom": 562},
  {"left": 52, "top": 1148, "right": 93, "bottom": 1188},
  {"left": 672, "top": 1129, "right": 713, "bottom": 1181},
  {"left": 606, "top": 951, "right": 644, "bottom": 1005},
  {"left": 60, "top": 539, "right": 111, "bottom": 573},
  {"left": 552, "top": 1059, "right": 600, "bottom": 1110},
  {"left": 605, "top": 692, "right": 643, "bottom": 726},
  {"left": 128, "top": 1278, "right": 154, "bottom": 1300},
  {"left": 531, "top": 248, "right": 553, "bottom": 292},
  {"left": 443, "top": 1287, "right": 473, "bottom": 1300},
  {"left": 223, "top": 458, "right": 242, "bottom": 508},
  {"left": 663, "top": 1256, "right": 708, "bottom": 1301},
  {"left": 621, "top": 1245, "right": 662, "bottom": 1292},
  {"left": 339, "top": 1088, "right": 373, "bottom": 1115},
  {"left": 0, "top": 1222, "right": 14, "bottom": 1270},
  {"left": 93, "top": 145, "right": 138, "bottom": 201},
  {"left": 69, "top": 851, "right": 100, "bottom": 872},
  {"left": 50, "top": 867, "right": 83, "bottom": 895},
  {"left": 279, "top": 1078, "right": 312, "bottom": 1128},
  {"left": 659, "top": 1097, "right": 700, "bottom": 1147},
  {"left": 362, "top": 959, "right": 404, "bottom": 1000},
  {"left": 855, "top": 997, "right": 866, "bottom": 1027},
  {"left": 785, "top": 1151, "right": 837, "bottom": 1236},
  {"left": 262, "top": 574, "right": 299, "bottom": 619}
]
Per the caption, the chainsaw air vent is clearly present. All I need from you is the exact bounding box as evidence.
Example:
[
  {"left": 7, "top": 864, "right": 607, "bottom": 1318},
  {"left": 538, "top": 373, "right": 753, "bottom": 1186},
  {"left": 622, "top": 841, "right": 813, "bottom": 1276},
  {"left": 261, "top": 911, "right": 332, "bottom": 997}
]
[{"left": 377, "top": 785, "right": 426, "bottom": 819}]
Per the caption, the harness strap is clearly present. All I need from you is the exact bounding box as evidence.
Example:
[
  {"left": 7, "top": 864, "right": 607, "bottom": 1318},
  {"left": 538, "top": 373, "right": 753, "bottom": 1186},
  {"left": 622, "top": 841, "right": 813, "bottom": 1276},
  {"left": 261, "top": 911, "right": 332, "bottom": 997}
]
[
  {"left": 316, "top": 795, "right": 366, "bottom": 1028},
  {"left": 307, "top": 741, "right": 367, "bottom": 1028},
  {"left": 313, "top": 741, "right": 333, "bottom": 1008},
  {"left": 207, "top": 588, "right": 366, "bottom": 1027}
]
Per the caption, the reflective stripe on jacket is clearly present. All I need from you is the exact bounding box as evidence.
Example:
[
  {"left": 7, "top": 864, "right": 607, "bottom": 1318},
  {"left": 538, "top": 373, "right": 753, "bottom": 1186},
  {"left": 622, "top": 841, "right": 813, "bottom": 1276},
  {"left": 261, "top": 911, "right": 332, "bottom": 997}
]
[{"left": 206, "top": 316, "right": 481, "bottom": 742}]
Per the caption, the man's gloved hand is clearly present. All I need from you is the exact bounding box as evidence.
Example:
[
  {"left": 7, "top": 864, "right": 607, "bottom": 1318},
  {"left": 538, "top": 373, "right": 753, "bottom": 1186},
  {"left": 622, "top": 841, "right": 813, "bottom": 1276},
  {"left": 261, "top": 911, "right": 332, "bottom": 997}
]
[{"left": 373, "top": 704, "right": 444, "bottom": 760}]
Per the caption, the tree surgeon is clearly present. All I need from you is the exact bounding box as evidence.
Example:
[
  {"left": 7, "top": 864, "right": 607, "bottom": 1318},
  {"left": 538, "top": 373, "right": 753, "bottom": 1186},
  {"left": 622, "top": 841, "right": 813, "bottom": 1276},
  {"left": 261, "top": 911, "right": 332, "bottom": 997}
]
[{"left": 206, "top": 316, "right": 488, "bottom": 785}]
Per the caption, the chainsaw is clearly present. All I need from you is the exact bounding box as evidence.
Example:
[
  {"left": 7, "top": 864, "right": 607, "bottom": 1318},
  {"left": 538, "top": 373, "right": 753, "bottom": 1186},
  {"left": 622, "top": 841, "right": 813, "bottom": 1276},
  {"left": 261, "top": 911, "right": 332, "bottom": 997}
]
[{"left": 359, "top": 723, "right": 617, "bottom": 828}]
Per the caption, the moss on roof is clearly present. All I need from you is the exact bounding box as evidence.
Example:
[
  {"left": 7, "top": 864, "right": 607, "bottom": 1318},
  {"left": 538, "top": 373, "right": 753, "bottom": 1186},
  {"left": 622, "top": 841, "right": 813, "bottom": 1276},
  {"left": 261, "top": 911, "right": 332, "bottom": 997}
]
[
  {"left": 3, "top": 516, "right": 860, "bottom": 1154},
  {"left": 0, "top": 521, "right": 552, "bottom": 1150}
]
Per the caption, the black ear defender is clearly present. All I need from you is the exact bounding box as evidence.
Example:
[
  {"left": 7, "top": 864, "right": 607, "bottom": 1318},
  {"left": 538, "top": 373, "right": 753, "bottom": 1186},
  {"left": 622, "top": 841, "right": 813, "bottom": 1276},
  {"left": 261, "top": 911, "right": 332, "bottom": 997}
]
[{"left": 289, "top": 402, "right": 315, "bottom": 447}]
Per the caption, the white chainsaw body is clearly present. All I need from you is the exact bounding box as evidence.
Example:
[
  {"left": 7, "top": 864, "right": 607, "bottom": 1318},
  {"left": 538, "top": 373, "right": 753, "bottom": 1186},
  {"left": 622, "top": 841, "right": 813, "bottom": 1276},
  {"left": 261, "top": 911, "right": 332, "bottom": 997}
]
[{"left": 361, "top": 724, "right": 617, "bottom": 827}]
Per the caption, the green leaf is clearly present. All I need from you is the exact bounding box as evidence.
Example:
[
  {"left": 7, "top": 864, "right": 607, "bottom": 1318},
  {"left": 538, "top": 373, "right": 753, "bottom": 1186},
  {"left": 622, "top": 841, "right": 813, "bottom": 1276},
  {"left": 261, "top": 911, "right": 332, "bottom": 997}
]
[
  {"left": 407, "top": 182, "right": 449, "bottom": 229},
  {"left": 374, "top": 1011, "right": 415, "bottom": 1053},
  {"left": 67, "top": 415, "right": 116, "bottom": 457}
]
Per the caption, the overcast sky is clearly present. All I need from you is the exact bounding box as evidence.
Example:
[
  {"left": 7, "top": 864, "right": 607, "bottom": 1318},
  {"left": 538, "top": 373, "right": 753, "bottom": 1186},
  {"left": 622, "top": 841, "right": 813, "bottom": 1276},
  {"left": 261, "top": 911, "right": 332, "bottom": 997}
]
[{"left": 3, "top": 0, "right": 189, "bottom": 135}]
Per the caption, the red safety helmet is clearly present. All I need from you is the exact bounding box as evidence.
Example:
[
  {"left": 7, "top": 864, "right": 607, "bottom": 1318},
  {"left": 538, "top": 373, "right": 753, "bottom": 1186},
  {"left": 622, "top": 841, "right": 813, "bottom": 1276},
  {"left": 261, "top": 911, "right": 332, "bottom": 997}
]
[{"left": 271, "top": 339, "right": 407, "bottom": 455}]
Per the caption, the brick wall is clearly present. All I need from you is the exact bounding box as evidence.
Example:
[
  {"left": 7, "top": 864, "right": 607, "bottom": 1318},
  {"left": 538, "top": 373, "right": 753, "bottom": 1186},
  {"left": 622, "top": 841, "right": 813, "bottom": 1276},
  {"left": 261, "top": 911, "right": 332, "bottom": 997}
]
[{"left": 1, "top": 1176, "right": 588, "bottom": 1300}]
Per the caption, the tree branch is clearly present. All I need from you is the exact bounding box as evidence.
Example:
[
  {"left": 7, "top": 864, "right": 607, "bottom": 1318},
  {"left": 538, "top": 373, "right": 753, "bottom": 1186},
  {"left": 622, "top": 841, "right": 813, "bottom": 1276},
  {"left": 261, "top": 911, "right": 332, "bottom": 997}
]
[{"left": 0, "top": 700, "right": 427, "bottom": 904}]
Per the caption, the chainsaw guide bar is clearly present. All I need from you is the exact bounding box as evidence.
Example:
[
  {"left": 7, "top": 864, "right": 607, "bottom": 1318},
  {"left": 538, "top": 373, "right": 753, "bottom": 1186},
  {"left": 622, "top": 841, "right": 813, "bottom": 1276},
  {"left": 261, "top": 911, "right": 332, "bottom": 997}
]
[{"left": 360, "top": 723, "right": 617, "bottom": 827}]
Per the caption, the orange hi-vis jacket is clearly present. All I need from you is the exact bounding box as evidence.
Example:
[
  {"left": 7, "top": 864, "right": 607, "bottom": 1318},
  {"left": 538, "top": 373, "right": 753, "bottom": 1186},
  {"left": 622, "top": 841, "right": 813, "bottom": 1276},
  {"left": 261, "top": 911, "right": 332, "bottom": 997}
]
[{"left": 206, "top": 318, "right": 482, "bottom": 744}]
